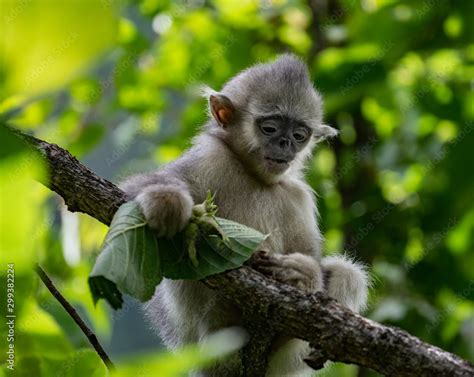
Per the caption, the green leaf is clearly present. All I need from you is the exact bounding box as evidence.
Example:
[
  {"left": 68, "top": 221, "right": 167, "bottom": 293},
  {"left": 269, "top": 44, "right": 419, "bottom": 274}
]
[
  {"left": 159, "top": 217, "right": 267, "bottom": 280},
  {"left": 88, "top": 201, "right": 161, "bottom": 309},
  {"left": 89, "top": 199, "right": 267, "bottom": 309}
]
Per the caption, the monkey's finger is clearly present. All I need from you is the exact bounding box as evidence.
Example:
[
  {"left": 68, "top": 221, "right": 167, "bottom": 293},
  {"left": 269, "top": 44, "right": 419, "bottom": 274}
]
[
  {"left": 276, "top": 269, "right": 306, "bottom": 280},
  {"left": 279, "top": 256, "right": 321, "bottom": 279},
  {"left": 254, "top": 250, "right": 270, "bottom": 259},
  {"left": 253, "top": 265, "right": 273, "bottom": 273},
  {"left": 252, "top": 258, "right": 280, "bottom": 267},
  {"left": 253, "top": 266, "right": 279, "bottom": 278},
  {"left": 273, "top": 270, "right": 307, "bottom": 285}
]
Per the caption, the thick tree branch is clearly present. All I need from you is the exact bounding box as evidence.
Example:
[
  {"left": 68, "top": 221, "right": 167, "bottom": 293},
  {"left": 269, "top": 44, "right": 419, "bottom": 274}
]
[
  {"left": 19, "top": 131, "right": 474, "bottom": 377},
  {"left": 18, "top": 131, "right": 126, "bottom": 226}
]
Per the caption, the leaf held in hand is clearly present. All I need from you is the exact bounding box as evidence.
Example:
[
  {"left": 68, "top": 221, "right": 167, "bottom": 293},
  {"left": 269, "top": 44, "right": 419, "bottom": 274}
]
[
  {"left": 159, "top": 216, "right": 267, "bottom": 280},
  {"left": 88, "top": 201, "right": 161, "bottom": 309},
  {"left": 89, "top": 196, "right": 267, "bottom": 309}
]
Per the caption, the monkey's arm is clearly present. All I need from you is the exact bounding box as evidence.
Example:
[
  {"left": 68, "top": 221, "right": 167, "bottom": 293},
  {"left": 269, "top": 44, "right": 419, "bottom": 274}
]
[{"left": 120, "top": 168, "right": 194, "bottom": 238}]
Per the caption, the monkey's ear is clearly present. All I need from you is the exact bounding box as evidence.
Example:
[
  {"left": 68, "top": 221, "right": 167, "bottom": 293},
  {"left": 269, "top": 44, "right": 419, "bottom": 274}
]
[
  {"left": 314, "top": 124, "right": 338, "bottom": 142},
  {"left": 209, "top": 94, "right": 235, "bottom": 128}
]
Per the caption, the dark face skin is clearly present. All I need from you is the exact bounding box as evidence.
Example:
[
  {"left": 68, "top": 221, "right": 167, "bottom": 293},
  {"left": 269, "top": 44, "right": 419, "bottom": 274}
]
[{"left": 255, "top": 114, "right": 312, "bottom": 174}]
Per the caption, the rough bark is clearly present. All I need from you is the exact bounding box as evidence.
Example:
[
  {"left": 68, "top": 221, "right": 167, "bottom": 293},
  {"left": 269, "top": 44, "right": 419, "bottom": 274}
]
[
  {"left": 206, "top": 269, "right": 474, "bottom": 376},
  {"left": 240, "top": 310, "right": 276, "bottom": 376},
  {"left": 18, "top": 131, "right": 474, "bottom": 377},
  {"left": 18, "top": 132, "right": 126, "bottom": 226}
]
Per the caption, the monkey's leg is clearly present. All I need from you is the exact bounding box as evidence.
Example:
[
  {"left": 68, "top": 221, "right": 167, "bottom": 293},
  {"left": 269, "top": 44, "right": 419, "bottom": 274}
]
[
  {"left": 321, "top": 255, "right": 369, "bottom": 313},
  {"left": 266, "top": 338, "right": 316, "bottom": 377},
  {"left": 252, "top": 252, "right": 335, "bottom": 376}
]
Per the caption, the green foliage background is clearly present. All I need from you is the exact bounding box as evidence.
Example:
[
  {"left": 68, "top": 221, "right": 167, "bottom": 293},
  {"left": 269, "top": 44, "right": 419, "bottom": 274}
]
[{"left": 0, "top": 0, "right": 473, "bottom": 376}]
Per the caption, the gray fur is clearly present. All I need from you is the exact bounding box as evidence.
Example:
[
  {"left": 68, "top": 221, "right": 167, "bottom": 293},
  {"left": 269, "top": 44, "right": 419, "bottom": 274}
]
[{"left": 121, "top": 54, "right": 369, "bottom": 376}]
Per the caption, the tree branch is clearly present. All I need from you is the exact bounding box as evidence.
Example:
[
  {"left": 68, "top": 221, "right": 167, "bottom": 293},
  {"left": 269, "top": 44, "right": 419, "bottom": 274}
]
[
  {"left": 19, "top": 131, "right": 474, "bottom": 377},
  {"left": 35, "top": 264, "right": 115, "bottom": 371},
  {"left": 240, "top": 310, "right": 276, "bottom": 376},
  {"left": 18, "top": 131, "right": 126, "bottom": 226}
]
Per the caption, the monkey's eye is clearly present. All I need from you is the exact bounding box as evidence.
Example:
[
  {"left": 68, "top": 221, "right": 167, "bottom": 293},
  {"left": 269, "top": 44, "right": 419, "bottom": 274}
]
[
  {"left": 293, "top": 128, "right": 309, "bottom": 143},
  {"left": 259, "top": 122, "right": 278, "bottom": 136}
]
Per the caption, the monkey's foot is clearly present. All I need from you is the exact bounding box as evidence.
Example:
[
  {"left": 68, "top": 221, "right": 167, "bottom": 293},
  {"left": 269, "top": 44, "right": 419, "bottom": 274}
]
[
  {"left": 252, "top": 251, "right": 323, "bottom": 292},
  {"left": 321, "top": 255, "right": 370, "bottom": 313}
]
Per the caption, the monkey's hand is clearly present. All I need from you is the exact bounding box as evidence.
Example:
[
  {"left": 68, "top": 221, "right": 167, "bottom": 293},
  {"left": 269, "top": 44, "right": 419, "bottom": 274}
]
[
  {"left": 136, "top": 184, "right": 193, "bottom": 238},
  {"left": 252, "top": 251, "right": 323, "bottom": 292}
]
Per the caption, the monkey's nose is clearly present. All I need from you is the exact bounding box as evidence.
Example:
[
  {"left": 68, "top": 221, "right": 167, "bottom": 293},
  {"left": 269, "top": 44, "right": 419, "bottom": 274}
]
[{"left": 279, "top": 137, "right": 291, "bottom": 149}]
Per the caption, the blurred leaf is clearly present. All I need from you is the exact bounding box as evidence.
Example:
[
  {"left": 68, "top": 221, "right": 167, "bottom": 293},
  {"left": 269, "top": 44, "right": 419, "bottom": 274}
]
[
  {"left": 0, "top": 126, "right": 46, "bottom": 273},
  {"left": 154, "top": 144, "right": 182, "bottom": 164},
  {"left": 70, "top": 78, "right": 101, "bottom": 105},
  {"left": 113, "top": 327, "right": 247, "bottom": 377},
  {"left": 0, "top": 0, "right": 119, "bottom": 98},
  {"left": 68, "top": 124, "right": 106, "bottom": 158},
  {"left": 41, "top": 349, "right": 107, "bottom": 377},
  {"left": 371, "top": 297, "right": 408, "bottom": 322},
  {"left": 7, "top": 99, "right": 53, "bottom": 129},
  {"left": 446, "top": 209, "right": 474, "bottom": 255}
]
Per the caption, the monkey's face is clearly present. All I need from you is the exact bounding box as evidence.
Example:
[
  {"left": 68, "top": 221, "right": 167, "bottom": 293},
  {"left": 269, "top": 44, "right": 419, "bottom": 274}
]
[
  {"left": 208, "top": 54, "right": 338, "bottom": 183},
  {"left": 254, "top": 114, "right": 312, "bottom": 175}
]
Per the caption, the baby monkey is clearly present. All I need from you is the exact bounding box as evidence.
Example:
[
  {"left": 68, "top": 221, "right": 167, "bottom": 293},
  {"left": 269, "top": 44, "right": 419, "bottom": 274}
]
[{"left": 122, "top": 54, "right": 369, "bottom": 377}]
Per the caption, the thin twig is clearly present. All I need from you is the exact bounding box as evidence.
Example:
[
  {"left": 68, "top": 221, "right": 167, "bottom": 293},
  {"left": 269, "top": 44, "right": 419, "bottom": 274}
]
[{"left": 35, "top": 264, "right": 115, "bottom": 371}]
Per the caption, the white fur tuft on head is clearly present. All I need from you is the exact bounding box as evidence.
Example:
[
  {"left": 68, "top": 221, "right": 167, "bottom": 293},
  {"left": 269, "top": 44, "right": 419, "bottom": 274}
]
[{"left": 200, "top": 85, "right": 218, "bottom": 99}]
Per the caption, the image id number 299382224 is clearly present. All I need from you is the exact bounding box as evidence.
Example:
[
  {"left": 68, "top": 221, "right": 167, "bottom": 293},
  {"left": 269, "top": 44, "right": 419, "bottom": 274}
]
[{"left": 5, "top": 263, "right": 15, "bottom": 371}]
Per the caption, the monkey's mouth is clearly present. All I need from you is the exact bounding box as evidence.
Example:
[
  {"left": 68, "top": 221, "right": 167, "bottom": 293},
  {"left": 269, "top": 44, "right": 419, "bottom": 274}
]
[
  {"left": 264, "top": 157, "right": 291, "bottom": 173},
  {"left": 264, "top": 157, "right": 289, "bottom": 165}
]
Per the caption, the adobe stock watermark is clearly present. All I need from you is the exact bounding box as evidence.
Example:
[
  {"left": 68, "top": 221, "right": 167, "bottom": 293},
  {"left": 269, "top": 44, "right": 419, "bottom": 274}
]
[
  {"left": 346, "top": 202, "right": 395, "bottom": 250},
  {"left": 187, "top": 34, "right": 237, "bottom": 85},
  {"left": 345, "top": 121, "right": 473, "bottom": 251},
  {"left": 4, "top": 0, "right": 31, "bottom": 25},
  {"left": 24, "top": 32, "right": 79, "bottom": 88},
  {"left": 339, "top": 40, "right": 394, "bottom": 96},
  {"left": 333, "top": 135, "right": 378, "bottom": 183},
  {"left": 402, "top": 217, "right": 458, "bottom": 272},
  {"left": 320, "top": 0, "right": 358, "bottom": 32},
  {"left": 425, "top": 280, "right": 474, "bottom": 335},
  {"left": 5, "top": 263, "right": 16, "bottom": 371},
  {"left": 399, "top": 60, "right": 456, "bottom": 113},
  {"left": 415, "top": 0, "right": 437, "bottom": 19}
]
